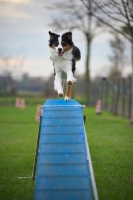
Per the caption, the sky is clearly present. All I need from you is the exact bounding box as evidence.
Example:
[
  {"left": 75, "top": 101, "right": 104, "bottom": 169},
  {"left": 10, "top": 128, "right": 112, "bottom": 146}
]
[{"left": 0, "top": 0, "right": 132, "bottom": 80}]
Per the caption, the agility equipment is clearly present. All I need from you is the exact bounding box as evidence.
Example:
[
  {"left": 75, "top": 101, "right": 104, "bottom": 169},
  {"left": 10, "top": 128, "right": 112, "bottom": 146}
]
[{"left": 33, "top": 99, "right": 98, "bottom": 200}]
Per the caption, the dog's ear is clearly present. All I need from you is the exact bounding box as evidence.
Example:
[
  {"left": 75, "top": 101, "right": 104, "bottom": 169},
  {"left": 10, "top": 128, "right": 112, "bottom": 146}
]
[
  {"left": 49, "top": 31, "right": 59, "bottom": 39},
  {"left": 63, "top": 32, "right": 72, "bottom": 40}
]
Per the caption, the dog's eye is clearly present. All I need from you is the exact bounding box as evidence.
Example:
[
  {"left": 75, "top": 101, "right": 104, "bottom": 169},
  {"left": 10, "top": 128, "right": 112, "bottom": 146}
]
[
  {"left": 62, "top": 42, "right": 67, "bottom": 47},
  {"left": 54, "top": 42, "right": 59, "bottom": 46}
]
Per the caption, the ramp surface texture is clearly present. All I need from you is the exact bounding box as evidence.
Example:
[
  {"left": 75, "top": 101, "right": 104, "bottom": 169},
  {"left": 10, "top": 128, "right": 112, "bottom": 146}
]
[{"left": 34, "top": 99, "right": 93, "bottom": 200}]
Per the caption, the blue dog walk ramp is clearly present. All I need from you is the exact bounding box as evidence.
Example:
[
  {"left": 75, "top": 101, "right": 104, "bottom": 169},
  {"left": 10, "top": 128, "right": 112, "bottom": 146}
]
[{"left": 33, "top": 99, "right": 98, "bottom": 200}]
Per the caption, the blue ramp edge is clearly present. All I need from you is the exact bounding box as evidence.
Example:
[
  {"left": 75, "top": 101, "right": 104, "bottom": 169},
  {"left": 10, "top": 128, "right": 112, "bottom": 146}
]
[{"left": 34, "top": 99, "right": 94, "bottom": 200}]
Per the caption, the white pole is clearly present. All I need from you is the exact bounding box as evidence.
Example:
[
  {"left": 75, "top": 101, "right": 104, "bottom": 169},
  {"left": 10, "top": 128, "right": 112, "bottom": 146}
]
[{"left": 84, "top": 124, "right": 99, "bottom": 200}]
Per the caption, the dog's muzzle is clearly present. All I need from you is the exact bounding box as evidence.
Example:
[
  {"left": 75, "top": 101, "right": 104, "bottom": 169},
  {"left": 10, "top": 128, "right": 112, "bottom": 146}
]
[{"left": 58, "top": 48, "right": 64, "bottom": 57}]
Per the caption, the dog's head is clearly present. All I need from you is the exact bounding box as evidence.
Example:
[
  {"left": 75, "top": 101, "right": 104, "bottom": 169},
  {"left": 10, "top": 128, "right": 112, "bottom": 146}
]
[{"left": 49, "top": 31, "right": 73, "bottom": 57}]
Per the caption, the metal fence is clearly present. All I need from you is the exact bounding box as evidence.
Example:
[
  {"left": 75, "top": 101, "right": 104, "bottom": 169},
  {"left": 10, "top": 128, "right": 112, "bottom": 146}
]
[{"left": 89, "top": 77, "right": 132, "bottom": 118}]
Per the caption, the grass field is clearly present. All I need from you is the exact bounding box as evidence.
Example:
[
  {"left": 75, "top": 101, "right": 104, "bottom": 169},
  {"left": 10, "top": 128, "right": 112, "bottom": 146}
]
[
  {"left": 0, "top": 102, "right": 133, "bottom": 200},
  {"left": 83, "top": 108, "right": 133, "bottom": 200},
  {"left": 0, "top": 105, "right": 38, "bottom": 200}
]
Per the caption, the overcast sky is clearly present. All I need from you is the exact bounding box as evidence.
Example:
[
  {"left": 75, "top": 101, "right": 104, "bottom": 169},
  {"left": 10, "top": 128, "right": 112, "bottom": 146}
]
[{"left": 0, "top": 0, "right": 132, "bottom": 79}]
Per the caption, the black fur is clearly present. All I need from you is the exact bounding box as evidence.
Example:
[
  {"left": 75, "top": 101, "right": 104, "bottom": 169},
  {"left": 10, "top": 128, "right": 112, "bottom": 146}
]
[
  {"left": 72, "top": 46, "right": 81, "bottom": 61},
  {"left": 62, "top": 32, "right": 73, "bottom": 46},
  {"left": 72, "top": 46, "right": 81, "bottom": 74},
  {"left": 49, "top": 31, "right": 60, "bottom": 47}
]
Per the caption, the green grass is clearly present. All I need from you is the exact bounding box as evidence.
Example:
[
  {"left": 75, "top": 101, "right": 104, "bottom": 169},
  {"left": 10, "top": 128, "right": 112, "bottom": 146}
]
[
  {"left": 0, "top": 104, "right": 133, "bottom": 200},
  {"left": 84, "top": 108, "right": 133, "bottom": 200},
  {"left": 0, "top": 106, "right": 38, "bottom": 200}
]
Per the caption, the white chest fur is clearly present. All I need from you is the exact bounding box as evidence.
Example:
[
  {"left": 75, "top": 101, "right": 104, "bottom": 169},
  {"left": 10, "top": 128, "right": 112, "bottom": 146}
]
[{"left": 49, "top": 48, "right": 73, "bottom": 72}]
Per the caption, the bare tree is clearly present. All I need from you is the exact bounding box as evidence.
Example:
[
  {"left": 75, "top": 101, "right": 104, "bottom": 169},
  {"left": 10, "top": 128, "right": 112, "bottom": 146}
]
[
  {"left": 46, "top": 0, "right": 104, "bottom": 104},
  {"left": 108, "top": 33, "right": 126, "bottom": 79},
  {"left": 0, "top": 51, "right": 25, "bottom": 103},
  {"left": 82, "top": 0, "right": 133, "bottom": 123}
]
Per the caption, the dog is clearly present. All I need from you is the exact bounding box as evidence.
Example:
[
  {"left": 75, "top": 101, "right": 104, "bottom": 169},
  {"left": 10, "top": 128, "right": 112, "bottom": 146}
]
[{"left": 49, "top": 31, "right": 81, "bottom": 100}]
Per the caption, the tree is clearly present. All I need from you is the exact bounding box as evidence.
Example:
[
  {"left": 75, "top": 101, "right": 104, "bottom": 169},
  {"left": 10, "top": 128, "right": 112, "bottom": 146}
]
[
  {"left": 108, "top": 33, "right": 126, "bottom": 79},
  {"left": 46, "top": 0, "right": 104, "bottom": 104},
  {"left": 0, "top": 51, "right": 25, "bottom": 103},
  {"left": 82, "top": 0, "right": 133, "bottom": 123}
]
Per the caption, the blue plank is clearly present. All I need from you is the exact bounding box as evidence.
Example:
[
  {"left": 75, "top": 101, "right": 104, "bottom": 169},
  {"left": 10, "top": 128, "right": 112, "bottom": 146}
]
[
  {"left": 40, "top": 134, "right": 85, "bottom": 144},
  {"left": 43, "top": 106, "right": 82, "bottom": 111},
  {"left": 39, "top": 144, "right": 86, "bottom": 154},
  {"left": 34, "top": 99, "right": 94, "bottom": 200},
  {"left": 35, "top": 177, "right": 91, "bottom": 190},
  {"left": 38, "top": 154, "right": 87, "bottom": 165},
  {"left": 37, "top": 164, "right": 89, "bottom": 176},
  {"left": 43, "top": 110, "right": 82, "bottom": 118},
  {"left": 34, "top": 190, "right": 92, "bottom": 200},
  {"left": 40, "top": 125, "right": 84, "bottom": 134},
  {"left": 41, "top": 118, "right": 83, "bottom": 126},
  {"left": 43, "top": 99, "right": 83, "bottom": 112}
]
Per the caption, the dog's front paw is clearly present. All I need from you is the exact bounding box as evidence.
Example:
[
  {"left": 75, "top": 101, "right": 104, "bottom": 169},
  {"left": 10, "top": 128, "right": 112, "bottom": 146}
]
[
  {"left": 65, "top": 96, "right": 70, "bottom": 101},
  {"left": 58, "top": 93, "right": 63, "bottom": 98}
]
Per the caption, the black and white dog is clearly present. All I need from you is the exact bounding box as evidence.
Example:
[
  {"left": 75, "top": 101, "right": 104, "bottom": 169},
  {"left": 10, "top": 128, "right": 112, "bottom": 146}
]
[{"left": 49, "top": 31, "right": 81, "bottom": 100}]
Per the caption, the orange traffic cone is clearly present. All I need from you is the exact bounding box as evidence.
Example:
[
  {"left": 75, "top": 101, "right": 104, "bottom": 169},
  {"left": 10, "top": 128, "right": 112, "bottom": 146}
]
[{"left": 96, "top": 99, "right": 102, "bottom": 114}]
